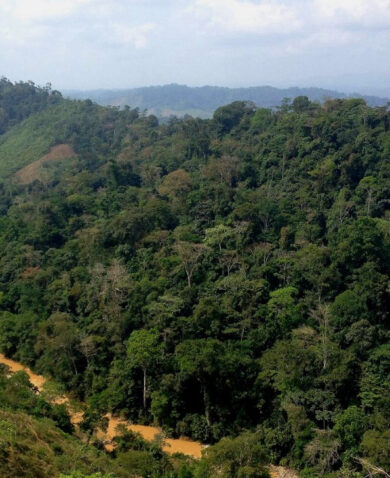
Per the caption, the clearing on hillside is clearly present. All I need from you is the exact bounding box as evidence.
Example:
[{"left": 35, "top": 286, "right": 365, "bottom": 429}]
[{"left": 15, "top": 144, "right": 76, "bottom": 184}]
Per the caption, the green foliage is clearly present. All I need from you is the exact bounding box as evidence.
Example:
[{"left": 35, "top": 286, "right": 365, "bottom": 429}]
[
  {"left": 360, "top": 344, "right": 390, "bottom": 415},
  {"left": 195, "top": 431, "right": 269, "bottom": 478},
  {"left": 127, "top": 329, "right": 162, "bottom": 409},
  {"left": 1, "top": 83, "right": 390, "bottom": 476},
  {"left": 334, "top": 406, "right": 368, "bottom": 459},
  {"left": 0, "top": 389, "right": 119, "bottom": 478},
  {"left": 360, "top": 429, "right": 390, "bottom": 469},
  {"left": 0, "top": 77, "right": 61, "bottom": 135}
]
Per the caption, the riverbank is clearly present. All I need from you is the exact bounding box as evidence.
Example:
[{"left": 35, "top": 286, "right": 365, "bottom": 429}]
[{"left": 0, "top": 353, "right": 203, "bottom": 458}]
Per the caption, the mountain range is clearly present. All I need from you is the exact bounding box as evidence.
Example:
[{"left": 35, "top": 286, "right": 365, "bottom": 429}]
[{"left": 64, "top": 83, "right": 389, "bottom": 118}]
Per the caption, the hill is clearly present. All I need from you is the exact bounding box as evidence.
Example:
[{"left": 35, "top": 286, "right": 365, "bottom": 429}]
[
  {"left": 64, "top": 83, "right": 389, "bottom": 118},
  {"left": 0, "top": 77, "right": 62, "bottom": 134},
  {"left": 0, "top": 80, "right": 390, "bottom": 477}
]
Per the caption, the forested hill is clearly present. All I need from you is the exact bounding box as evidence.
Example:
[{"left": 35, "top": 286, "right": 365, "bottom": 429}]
[
  {"left": 65, "top": 83, "right": 389, "bottom": 118},
  {"left": 0, "top": 80, "right": 390, "bottom": 477},
  {"left": 0, "top": 77, "right": 62, "bottom": 134}
]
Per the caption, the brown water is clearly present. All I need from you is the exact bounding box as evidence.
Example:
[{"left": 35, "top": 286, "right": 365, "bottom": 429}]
[
  {"left": 99, "top": 414, "right": 203, "bottom": 457},
  {"left": 0, "top": 353, "right": 46, "bottom": 390},
  {"left": 0, "top": 353, "right": 203, "bottom": 458},
  {"left": 0, "top": 354, "right": 300, "bottom": 474}
]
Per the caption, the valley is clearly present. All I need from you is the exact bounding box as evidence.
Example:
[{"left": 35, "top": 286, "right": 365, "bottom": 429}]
[
  {"left": 0, "top": 353, "right": 203, "bottom": 458},
  {"left": 0, "top": 78, "right": 389, "bottom": 477}
]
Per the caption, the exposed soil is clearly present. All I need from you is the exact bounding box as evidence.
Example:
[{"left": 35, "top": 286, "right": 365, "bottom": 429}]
[{"left": 15, "top": 144, "right": 76, "bottom": 184}]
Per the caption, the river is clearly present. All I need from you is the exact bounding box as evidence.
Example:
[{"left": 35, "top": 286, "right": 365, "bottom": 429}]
[{"left": 0, "top": 353, "right": 203, "bottom": 458}]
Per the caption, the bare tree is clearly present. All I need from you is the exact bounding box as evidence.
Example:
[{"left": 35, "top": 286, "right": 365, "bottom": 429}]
[
  {"left": 174, "top": 241, "right": 207, "bottom": 288},
  {"left": 355, "top": 458, "right": 390, "bottom": 478}
]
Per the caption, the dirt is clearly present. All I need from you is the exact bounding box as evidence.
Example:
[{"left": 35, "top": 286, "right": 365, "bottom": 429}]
[
  {"left": 0, "top": 353, "right": 203, "bottom": 458},
  {"left": 15, "top": 144, "right": 76, "bottom": 184},
  {"left": 269, "top": 465, "right": 299, "bottom": 478},
  {"left": 0, "top": 353, "right": 46, "bottom": 390}
]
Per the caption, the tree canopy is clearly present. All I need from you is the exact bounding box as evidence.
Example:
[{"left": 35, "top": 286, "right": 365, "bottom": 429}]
[{"left": 0, "top": 80, "right": 390, "bottom": 477}]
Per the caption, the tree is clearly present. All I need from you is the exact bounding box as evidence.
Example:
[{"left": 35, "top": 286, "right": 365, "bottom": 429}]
[
  {"left": 35, "top": 312, "right": 81, "bottom": 386},
  {"left": 311, "top": 303, "right": 330, "bottom": 370},
  {"left": 127, "top": 329, "right": 162, "bottom": 409},
  {"left": 360, "top": 344, "right": 390, "bottom": 415},
  {"left": 357, "top": 176, "right": 380, "bottom": 216},
  {"left": 204, "top": 224, "right": 234, "bottom": 251},
  {"left": 334, "top": 406, "right": 367, "bottom": 458},
  {"left": 203, "top": 156, "right": 239, "bottom": 187},
  {"left": 304, "top": 429, "right": 341, "bottom": 475},
  {"left": 196, "top": 431, "right": 269, "bottom": 478},
  {"left": 361, "top": 430, "right": 390, "bottom": 470},
  {"left": 213, "top": 101, "right": 255, "bottom": 136},
  {"left": 330, "top": 290, "right": 368, "bottom": 346},
  {"left": 250, "top": 108, "right": 273, "bottom": 133},
  {"left": 267, "top": 287, "right": 301, "bottom": 335},
  {"left": 174, "top": 241, "right": 207, "bottom": 288},
  {"left": 176, "top": 339, "right": 224, "bottom": 426},
  {"left": 292, "top": 96, "right": 311, "bottom": 113},
  {"left": 158, "top": 169, "right": 192, "bottom": 199}
]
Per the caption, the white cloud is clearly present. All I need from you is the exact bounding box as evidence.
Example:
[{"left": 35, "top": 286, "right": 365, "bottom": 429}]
[
  {"left": 111, "top": 23, "right": 156, "bottom": 49},
  {"left": 314, "top": 0, "right": 390, "bottom": 27},
  {"left": 191, "top": 0, "right": 302, "bottom": 35},
  {"left": 0, "top": 0, "right": 157, "bottom": 50},
  {"left": 277, "top": 29, "right": 365, "bottom": 56},
  {"left": 1, "top": 0, "right": 389, "bottom": 89},
  {"left": 0, "top": 0, "right": 97, "bottom": 47},
  {"left": 0, "top": 0, "right": 93, "bottom": 22}
]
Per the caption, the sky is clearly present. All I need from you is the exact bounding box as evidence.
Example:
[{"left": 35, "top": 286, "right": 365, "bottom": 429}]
[{"left": 0, "top": 0, "right": 390, "bottom": 95}]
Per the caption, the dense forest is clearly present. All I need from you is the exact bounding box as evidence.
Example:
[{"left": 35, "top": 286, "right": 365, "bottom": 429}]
[
  {"left": 0, "top": 79, "right": 390, "bottom": 477},
  {"left": 66, "top": 84, "right": 389, "bottom": 118}
]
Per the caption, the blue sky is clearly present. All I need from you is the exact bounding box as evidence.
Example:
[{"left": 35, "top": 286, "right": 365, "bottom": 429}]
[{"left": 0, "top": 0, "right": 389, "bottom": 94}]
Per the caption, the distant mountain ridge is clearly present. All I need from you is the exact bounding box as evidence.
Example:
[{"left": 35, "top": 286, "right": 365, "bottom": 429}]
[{"left": 64, "top": 83, "right": 389, "bottom": 118}]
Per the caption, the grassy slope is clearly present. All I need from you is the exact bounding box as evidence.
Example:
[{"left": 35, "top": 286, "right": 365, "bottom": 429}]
[
  {"left": 0, "top": 410, "right": 124, "bottom": 478},
  {"left": 0, "top": 101, "right": 78, "bottom": 180}
]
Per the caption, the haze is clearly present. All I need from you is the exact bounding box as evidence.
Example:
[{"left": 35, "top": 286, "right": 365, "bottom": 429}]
[{"left": 1, "top": 0, "right": 389, "bottom": 96}]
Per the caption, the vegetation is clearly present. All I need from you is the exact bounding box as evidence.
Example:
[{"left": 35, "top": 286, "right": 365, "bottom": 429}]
[
  {"left": 0, "top": 367, "right": 143, "bottom": 478},
  {"left": 0, "top": 77, "right": 62, "bottom": 134},
  {"left": 67, "top": 84, "right": 389, "bottom": 118},
  {"left": 1, "top": 79, "right": 390, "bottom": 476}
]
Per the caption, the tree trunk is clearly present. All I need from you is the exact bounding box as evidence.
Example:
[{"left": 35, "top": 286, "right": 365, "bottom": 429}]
[
  {"left": 143, "top": 367, "right": 147, "bottom": 409},
  {"left": 202, "top": 384, "right": 211, "bottom": 426},
  {"left": 185, "top": 268, "right": 192, "bottom": 288}
]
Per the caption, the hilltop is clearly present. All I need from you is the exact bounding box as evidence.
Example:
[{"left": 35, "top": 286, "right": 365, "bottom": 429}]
[{"left": 64, "top": 83, "right": 389, "bottom": 118}]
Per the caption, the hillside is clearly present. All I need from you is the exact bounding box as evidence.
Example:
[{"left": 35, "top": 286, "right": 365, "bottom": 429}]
[
  {"left": 0, "top": 78, "right": 62, "bottom": 134},
  {"left": 0, "top": 80, "right": 390, "bottom": 477},
  {"left": 65, "top": 84, "right": 389, "bottom": 118}
]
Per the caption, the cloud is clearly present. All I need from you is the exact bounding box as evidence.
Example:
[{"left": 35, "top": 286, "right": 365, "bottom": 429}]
[
  {"left": 0, "top": 0, "right": 157, "bottom": 50},
  {"left": 314, "top": 0, "right": 390, "bottom": 27},
  {"left": 0, "top": 0, "right": 97, "bottom": 47},
  {"left": 191, "top": 0, "right": 302, "bottom": 35},
  {"left": 186, "top": 0, "right": 390, "bottom": 43},
  {"left": 111, "top": 23, "right": 157, "bottom": 49},
  {"left": 1, "top": 0, "right": 389, "bottom": 89},
  {"left": 0, "top": 0, "right": 93, "bottom": 22}
]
